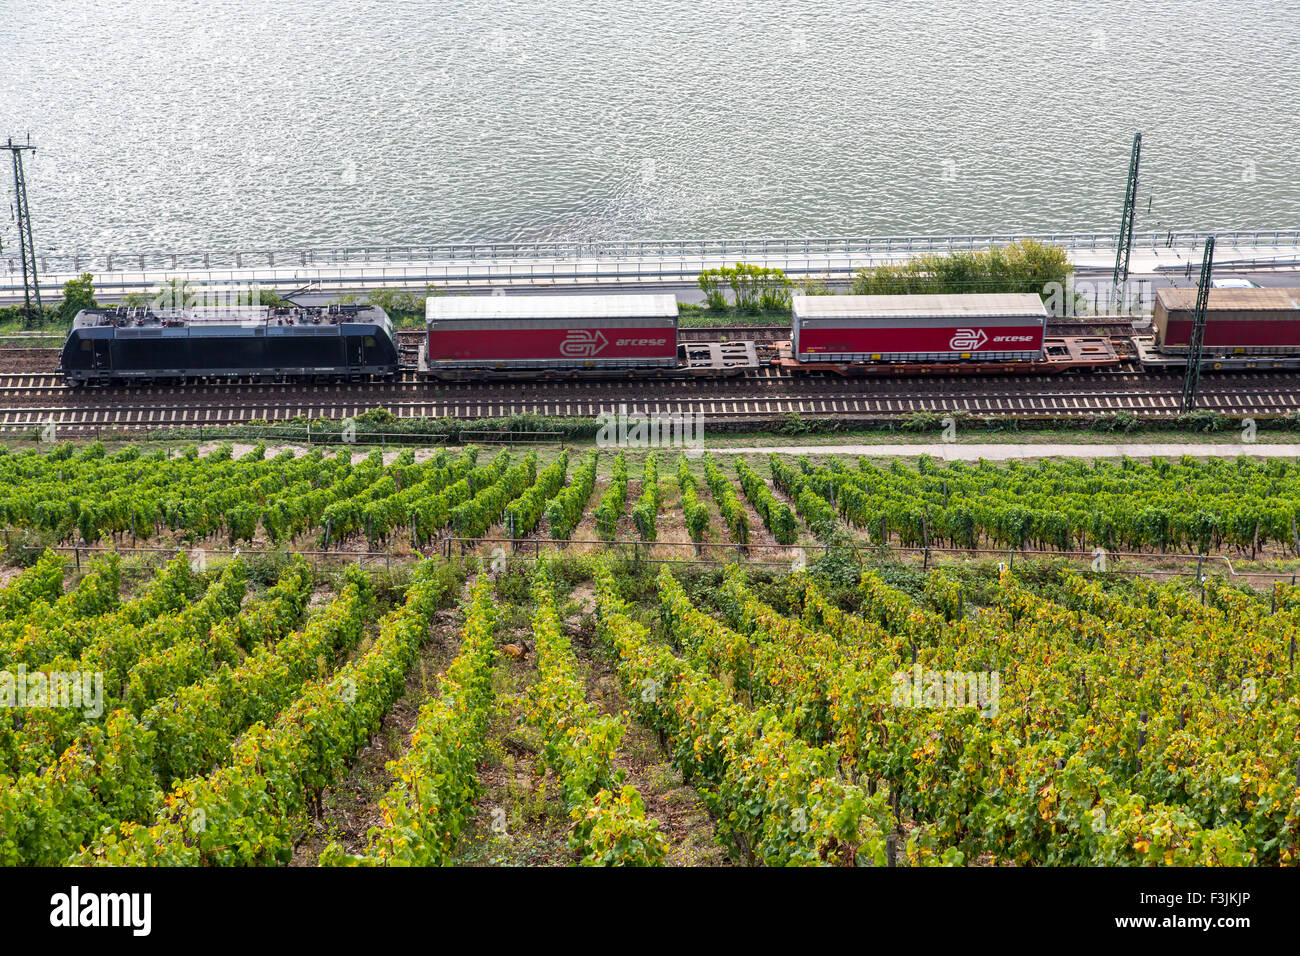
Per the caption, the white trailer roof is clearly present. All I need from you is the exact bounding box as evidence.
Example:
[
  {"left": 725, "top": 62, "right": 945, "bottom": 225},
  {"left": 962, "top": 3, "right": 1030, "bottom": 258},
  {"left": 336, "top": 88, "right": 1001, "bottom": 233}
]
[
  {"left": 793, "top": 293, "right": 1047, "bottom": 320},
  {"left": 427, "top": 293, "right": 679, "bottom": 321}
]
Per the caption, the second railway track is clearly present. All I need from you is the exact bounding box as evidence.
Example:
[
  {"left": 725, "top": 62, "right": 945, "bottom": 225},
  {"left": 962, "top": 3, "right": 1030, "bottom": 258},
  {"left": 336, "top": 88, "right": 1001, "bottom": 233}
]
[{"left": 2, "top": 381, "right": 1297, "bottom": 433}]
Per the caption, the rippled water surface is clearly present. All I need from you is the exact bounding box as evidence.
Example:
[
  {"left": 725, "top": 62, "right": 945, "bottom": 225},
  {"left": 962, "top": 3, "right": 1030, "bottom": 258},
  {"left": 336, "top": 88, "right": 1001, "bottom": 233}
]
[{"left": 1, "top": 0, "right": 1297, "bottom": 253}]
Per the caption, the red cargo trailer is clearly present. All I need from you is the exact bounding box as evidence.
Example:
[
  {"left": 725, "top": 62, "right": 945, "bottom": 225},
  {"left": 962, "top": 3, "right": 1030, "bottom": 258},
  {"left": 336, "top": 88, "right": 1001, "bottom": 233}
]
[
  {"left": 424, "top": 294, "right": 678, "bottom": 370},
  {"left": 1153, "top": 287, "right": 1300, "bottom": 354},
  {"left": 792, "top": 293, "right": 1046, "bottom": 363}
]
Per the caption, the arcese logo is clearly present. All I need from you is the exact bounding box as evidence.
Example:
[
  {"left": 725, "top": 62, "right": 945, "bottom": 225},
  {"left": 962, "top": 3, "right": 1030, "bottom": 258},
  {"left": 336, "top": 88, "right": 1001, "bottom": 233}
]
[
  {"left": 559, "top": 329, "right": 609, "bottom": 357},
  {"left": 559, "top": 330, "right": 667, "bottom": 356},
  {"left": 948, "top": 328, "right": 988, "bottom": 350},
  {"left": 948, "top": 329, "right": 1036, "bottom": 350}
]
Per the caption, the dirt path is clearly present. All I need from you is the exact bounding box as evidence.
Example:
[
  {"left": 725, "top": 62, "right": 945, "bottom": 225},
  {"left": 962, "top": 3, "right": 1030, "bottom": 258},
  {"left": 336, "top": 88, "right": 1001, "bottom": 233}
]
[
  {"left": 711, "top": 464, "right": 807, "bottom": 563},
  {"left": 451, "top": 578, "right": 726, "bottom": 866},
  {"left": 567, "top": 583, "right": 728, "bottom": 866},
  {"left": 289, "top": 590, "right": 468, "bottom": 865}
]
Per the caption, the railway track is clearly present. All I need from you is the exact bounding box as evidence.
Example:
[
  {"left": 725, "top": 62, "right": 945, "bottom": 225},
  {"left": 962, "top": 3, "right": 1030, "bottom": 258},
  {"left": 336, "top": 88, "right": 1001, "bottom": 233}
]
[
  {"left": 7, "top": 362, "right": 1300, "bottom": 400},
  {"left": 1, "top": 377, "right": 1296, "bottom": 433}
]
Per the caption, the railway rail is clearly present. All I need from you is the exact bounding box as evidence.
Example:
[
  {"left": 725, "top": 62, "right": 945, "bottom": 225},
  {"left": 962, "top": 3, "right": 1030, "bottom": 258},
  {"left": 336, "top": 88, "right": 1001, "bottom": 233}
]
[
  {"left": 12, "top": 360, "right": 1300, "bottom": 396},
  {"left": 0, "top": 373, "right": 1296, "bottom": 433}
]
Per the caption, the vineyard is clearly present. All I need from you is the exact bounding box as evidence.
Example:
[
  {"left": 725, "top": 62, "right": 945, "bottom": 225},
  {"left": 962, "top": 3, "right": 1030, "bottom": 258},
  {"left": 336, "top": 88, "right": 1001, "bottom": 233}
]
[
  {"left": 6, "top": 442, "right": 1300, "bottom": 563},
  {"left": 0, "top": 440, "right": 1297, "bottom": 867}
]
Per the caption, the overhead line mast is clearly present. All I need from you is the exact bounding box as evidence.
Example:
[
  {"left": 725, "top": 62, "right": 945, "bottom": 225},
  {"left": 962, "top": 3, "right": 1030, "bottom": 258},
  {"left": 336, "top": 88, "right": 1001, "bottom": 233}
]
[
  {"left": 4, "top": 135, "right": 41, "bottom": 324},
  {"left": 1112, "top": 132, "right": 1142, "bottom": 309},
  {"left": 1180, "top": 236, "right": 1215, "bottom": 412}
]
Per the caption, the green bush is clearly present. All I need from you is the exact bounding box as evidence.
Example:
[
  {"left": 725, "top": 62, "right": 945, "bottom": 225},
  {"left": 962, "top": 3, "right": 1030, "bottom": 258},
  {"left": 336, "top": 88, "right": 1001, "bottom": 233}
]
[
  {"left": 697, "top": 263, "right": 793, "bottom": 313},
  {"left": 852, "top": 239, "right": 1071, "bottom": 300}
]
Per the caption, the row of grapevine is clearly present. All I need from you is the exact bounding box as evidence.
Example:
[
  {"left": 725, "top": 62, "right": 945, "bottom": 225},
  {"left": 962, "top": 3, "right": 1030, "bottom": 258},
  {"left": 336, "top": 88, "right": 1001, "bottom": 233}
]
[
  {"left": 364, "top": 450, "right": 478, "bottom": 546},
  {"left": 0, "top": 444, "right": 380, "bottom": 546},
  {"left": 0, "top": 443, "right": 529, "bottom": 550},
  {"left": 148, "top": 567, "right": 374, "bottom": 786},
  {"left": 0, "top": 553, "right": 121, "bottom": 656},
  {"left": 547, "top": 450, "right": 599, "bottom": 541},
  {"left": 504, "top": 451, "right": 569, "bottom": 539},
  {"left": 716, "top": 567, "right": 1300, "bottom": 865},
  {"left": 321, "top": 573, "right": 497, "bottom": 866},
  {"left": 5, "top": 563, "right": 250, "bottom": 778},
  {"left": 630, "top": 454, "right": 661, "bottom": 542},
  {"left": 595, "top": 452, "right": 629, "bottom": 541},
  {"left": 410, "top": 450, "right": 509, "bottom": 544},
  {"left": 451, "top": 453, "right": 537, "bottom": 538},
  {"left": 769, "top": 454, "right": 838, "bottom": 541},
  {"left": 789, "top": 453, "right": 1300, "bottom": 555},
  {"left": 735, "top": 459, "right": 797, "bottom": 544},
  {"left": 702, "top": 453, "right": 749, "bottom": 545},
  {"left": 322, "top": 449, "right": 471, "bottom": 547},
  {"left": 80, "top": 560, "right": 463, "bottom": 865},
  {"left": 677, "top": 456, "right": 709, "bottom": 545},
  {"left": 121, "top": 561, "right": 315, "bottom": 717},
  {"left": 0, "top": 560, "right": 337, "bottom": 863},
  {"left": 0, "top": 554, "right": 197, "bottom": 671},
  {"left": 523, "top": 566, "right": 666, "bottom": 865},
  {"left": 0, "top": 550, "right": 67, "bottom": 620},
  {"left": 595, "top": 566, "right": 890, "bottom": 865}
]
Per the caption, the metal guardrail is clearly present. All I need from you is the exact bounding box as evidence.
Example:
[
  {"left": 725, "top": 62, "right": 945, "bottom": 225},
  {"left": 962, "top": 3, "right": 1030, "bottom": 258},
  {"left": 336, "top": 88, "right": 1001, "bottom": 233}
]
[
  {"left": 10, "top": 542, "right": 406, "bottom": 572},
  {"left": 10, "top": 538, "right": 1298, "bottom": 587},
  {"left": 9, "top": 229, "right": 1300, "bottom": 277},
  {"left": 437, "top": 536, "right": 1300, "bottom": 583},
  {"left": 3, "top": 257, "right": 924, "bottom": 295}
]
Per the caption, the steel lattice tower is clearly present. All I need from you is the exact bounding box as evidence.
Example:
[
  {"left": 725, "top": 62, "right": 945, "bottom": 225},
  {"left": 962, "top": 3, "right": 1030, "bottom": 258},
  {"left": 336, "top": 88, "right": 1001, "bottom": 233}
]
[
  {"left": 5, "top": 136, "right": 41, "bottom": 322},
  {"left": 1180, "top": 236, "right": 1216, "bottom": 412},
  {"left": 1112, "top": 132, "right": 1142, "bottom": 308}
]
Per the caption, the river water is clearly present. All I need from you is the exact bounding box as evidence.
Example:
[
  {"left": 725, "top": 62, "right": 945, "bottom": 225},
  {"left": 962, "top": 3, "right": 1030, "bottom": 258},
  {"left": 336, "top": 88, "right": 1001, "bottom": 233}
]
[{"left": 1, "top": 0, "right": 1297, "bottom": 253}]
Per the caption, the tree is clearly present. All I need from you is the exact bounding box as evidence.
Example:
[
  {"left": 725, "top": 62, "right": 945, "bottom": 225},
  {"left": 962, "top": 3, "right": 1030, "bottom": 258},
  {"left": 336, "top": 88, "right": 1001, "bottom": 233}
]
[
  {"left": 367, "top": 285, "right": 442, "bottom": 323},
  {"left": 58, "top": 273, "right": 98, "bottom": 324},
  {"left": 697, "top": 263, "right": 792, "bottom": 313}
]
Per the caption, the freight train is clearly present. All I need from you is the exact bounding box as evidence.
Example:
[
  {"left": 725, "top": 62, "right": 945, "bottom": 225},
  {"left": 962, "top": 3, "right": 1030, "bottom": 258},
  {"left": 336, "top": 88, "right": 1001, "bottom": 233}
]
[{"left": 59, "top": 288, "right": 1300, "bottom": 386}]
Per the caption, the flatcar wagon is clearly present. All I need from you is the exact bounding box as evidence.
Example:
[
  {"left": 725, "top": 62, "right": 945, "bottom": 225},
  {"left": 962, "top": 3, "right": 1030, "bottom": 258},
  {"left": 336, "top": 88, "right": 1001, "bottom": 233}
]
[
  {"left": 1153, "top": 287, "right": 1300, "bottom": 353},
  {"left": 420, "top": 293, "right": 757, "bottom": 379},
  {"left": 774, "top": 292, "right": 1115, "bottom": 375},
  {"left": 424, "top": 293, "right": 678, "bottom": 369},
  {"left": 1134, "top": 287, "right": 1300, "bottom": 370},
  {"left": 60, "top": 304, "right": 399, "bottom": 385},
  {"left": 791, "top": 292, "right": 1047, "bottom": 363}
]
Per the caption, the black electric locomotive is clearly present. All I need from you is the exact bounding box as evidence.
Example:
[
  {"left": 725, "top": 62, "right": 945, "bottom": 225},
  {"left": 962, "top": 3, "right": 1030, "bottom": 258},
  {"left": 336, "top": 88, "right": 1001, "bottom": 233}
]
[{"left": 60, "top": 304, "right": 400, "bottom": 385}]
